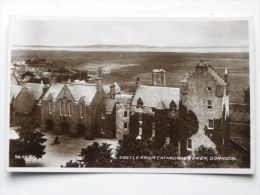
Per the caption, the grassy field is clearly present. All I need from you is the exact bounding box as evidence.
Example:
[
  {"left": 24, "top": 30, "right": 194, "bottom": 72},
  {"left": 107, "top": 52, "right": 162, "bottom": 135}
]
[{"left": 12, "top": 50, "right": 249, "bottom": 103}]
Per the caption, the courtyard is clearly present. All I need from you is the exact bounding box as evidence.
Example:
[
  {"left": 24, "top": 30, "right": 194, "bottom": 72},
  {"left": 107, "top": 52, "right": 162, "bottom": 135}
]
[{"left": 10, "top": 128, "right": 118, "bottom": 167}]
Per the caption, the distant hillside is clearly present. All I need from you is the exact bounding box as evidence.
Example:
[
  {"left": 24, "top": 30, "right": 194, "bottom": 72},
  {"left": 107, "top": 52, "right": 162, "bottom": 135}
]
[{"left": 12, "top": 44, "right": 249, "bottom": 53}]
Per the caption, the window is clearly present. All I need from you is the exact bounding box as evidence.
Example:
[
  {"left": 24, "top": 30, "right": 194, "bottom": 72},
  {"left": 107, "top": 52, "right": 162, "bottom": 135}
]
[
  {"left": 101, "top": 128, "right": 106, "bottom": 135},
  {"left": 187, "top": 139, "right": 192, "bottom": 150},
  {"left": 48, "top": 101, "right": 53, "bottom": 114},
  {"left": 124, "top": 122, "right": 127, "bottom": 129},
  {"left": 207, "top": 87, "right": 212, "bottom": 91},
  {"left": 68, "top": 102, "right": 72, "bottom": 116},
  {"left": 207, "top": 100, "right": 212, "bottom": 110},
  {"left": 80, "top": 103, "right": 84, "bottom": 118},
  {"left": 208, "top": 119, "right": 214, "bottom": 129},
  {"left": 124, "top": 111, "right": 128, "bottom": 117},
  {"left": 59, "top": 100, "right": 63, "bottom": 116},
  {"left": 63, "top": 101, "right": 67, "bottom": 116},
  {"left": 101, "top": 113, "right": 106, "bottom": 120},
  {"left": 137, "top": 97, "right": 143, "bottom": 108}
]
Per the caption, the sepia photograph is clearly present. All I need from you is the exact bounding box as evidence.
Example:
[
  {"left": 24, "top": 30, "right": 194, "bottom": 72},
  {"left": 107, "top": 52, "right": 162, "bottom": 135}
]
[{"left": 8, "top": 18, "right": 252, "bottom": 173}]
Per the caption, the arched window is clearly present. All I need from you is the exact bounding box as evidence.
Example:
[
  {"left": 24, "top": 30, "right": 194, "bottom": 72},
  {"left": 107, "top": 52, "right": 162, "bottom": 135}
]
[
  {"left": 59, "top": 100, "right": 63, "bottom": 116},
  {"left": 124, "top": 110, "right": 128, "bottom": 117},
  {"left": 80, "top": 103, "right": 84, "bottom": 118},
  {"left": 68, "top": 101, "right": 72, "bottom": 116}
]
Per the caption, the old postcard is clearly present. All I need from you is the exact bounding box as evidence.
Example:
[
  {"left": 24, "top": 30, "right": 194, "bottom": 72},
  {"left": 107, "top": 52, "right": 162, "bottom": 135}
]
[{"left": 8, "top": 18, "right": 254, "bottom": 173}]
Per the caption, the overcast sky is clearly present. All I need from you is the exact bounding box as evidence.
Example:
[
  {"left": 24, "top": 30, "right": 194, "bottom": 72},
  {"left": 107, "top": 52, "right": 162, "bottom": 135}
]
[{"left": 10, "top": 19, "right": 249, "bottom": 48}]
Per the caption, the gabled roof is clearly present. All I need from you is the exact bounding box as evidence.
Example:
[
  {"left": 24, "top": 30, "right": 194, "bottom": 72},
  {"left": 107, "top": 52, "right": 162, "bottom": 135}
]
[
  {"left": 43, "top": 83, "right": 97, "bottom": 105},
  {"left": 66, "top": 84, "right": 97, "bottom": 104},
  {"left": 104, "top": 99, "right": 116, "bottom": 114},
  {"left": 207, "top": 67, "right": 227, "bottom": 86},
  {"left": 10, "top": 85, "right": 22, "bottom": 100},
  {"left": 132, "top": 85, "right": 180, "bottom": 109},
  {"left": 42, "top": 83, "right": 64, "bottom": 100},
  {"left": 179, "top": 72, "right": 192, "bottom": 84},
  {"left": 25, "top": 83, "right": 45, "bottom": 101},
  {"left": 179, "top": 66, "right": 227, "bottom": 87}
]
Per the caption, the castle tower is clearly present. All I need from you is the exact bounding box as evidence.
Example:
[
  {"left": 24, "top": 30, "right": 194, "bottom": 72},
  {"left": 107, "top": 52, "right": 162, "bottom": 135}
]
[{"left": 152, "top": 69, "right": 166, "bottom": 87}]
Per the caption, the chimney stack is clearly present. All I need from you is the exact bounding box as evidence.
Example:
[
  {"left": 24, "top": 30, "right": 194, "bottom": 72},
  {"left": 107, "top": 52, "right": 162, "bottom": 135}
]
[
  {"left": 49, "top": 76, "right": 56, "bottom": 85},
  {"left": 224, "top": 68, "right": 228, "bottom": 83},
  {"left": 96, "top": 77, "right": 103, "bottom": 92},
  {"left": 152, "top": 69, "right": 166, "bottom": 87},
  {"left": 136, "top": 77, "right": 140, "bottom": 88},
  {"left": 109, "top": 82, "right": 116, "bottom": 99}
]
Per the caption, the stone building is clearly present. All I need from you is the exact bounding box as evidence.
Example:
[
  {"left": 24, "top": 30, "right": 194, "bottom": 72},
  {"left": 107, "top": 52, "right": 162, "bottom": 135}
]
[
  {"left": 128, "top": 70, "right": 184, "bottom": 152},
  {"left": 10, "top": 82, "right": 47, "bottom": 116},
  {"left": 127, "top": 61, "right": 230, "bottom": 155},
  {"left": 40, "top": 79, "right": 117, "bottom": 139},
  {"left": 115, "top": 94, "right": 133, "bottom": 139},
  {"left": 179, "top": 60, "right": 230, "bottom": 154}
]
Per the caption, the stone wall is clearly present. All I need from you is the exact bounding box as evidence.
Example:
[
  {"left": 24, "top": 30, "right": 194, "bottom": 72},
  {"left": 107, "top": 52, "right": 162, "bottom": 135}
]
[{"left": 181, "top": 70, "right": 228, "bottom": 152}]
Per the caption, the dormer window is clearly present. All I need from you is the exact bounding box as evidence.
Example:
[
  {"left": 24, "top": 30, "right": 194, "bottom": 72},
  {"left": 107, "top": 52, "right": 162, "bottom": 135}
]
[
  {"left": 170, "top": 100, "right": 177, "bottom": 111},
  {"left": 137, "top": 97, "right": 143, "bottom": 108}
]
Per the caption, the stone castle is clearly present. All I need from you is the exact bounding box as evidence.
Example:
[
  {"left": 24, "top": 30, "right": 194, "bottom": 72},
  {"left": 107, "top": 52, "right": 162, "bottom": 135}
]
[{"left": 11, "top": 60, "right": 230, "bottom": 155}]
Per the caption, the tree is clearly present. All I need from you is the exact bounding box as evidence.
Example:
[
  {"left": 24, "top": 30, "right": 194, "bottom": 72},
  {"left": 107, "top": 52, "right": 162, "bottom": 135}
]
[
  {"left": 9, "top": 120, "right": 47, "bottom": 167},
  {"left": 64, "top": 142, "right": 113, "bottom": 168},
  {"left": 113, "top": 137, "right": 183, "bottom": 168},
  {"left": 112, "top": 138, "right": 154, "bottom": 168},
  {"left": 186, "top": 146, "right": 218, "bottom": 168}
]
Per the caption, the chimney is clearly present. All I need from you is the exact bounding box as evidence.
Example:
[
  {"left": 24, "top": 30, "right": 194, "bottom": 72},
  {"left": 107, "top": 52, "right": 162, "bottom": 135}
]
[
  {"left": 96, "top": 77, "right": 103, "bottom": 92},
  {"left": 49, "top": 76, "right": 56, "bottom": 85},
  {"left": 97, "top": 66, "right": 102, "bottom": 78},
  {"left": 152, "top": 69, "right": 166, "bottom": 87},
  {"left": 43, "top": 84, "right": 49, "bottom": 95},
  {"left": 224, "top": 68, "right": 229, "bottom": 95},
  {"left": 224, "top": 68, "right": 228, "bottom": 83},
  {"left": 195, "top": 59, "right": 208, "bottom": 74},
  {"left": 136, "top": 77, "right": 140, "bottom": 88},
  {"left": 109, "top": 82, "right": 116, "bottom": 99}
]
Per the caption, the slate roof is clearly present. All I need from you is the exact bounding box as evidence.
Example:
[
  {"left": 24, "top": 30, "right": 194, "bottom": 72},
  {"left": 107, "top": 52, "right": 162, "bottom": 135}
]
[
  {"left": 179, "top": 66, "right": 227, "bottom": 87},
  {"left": 43, "top": 83, "right": 97, "bottom": 105},
  {"left": 179, "top": 72, "right": 192, "bottom": 84},
  {"left": 207, "top": 67, "right": 227, "bottom": 86},
  {"left": 231, "top": 137, "right": 250, "bottom": 152},
  {"left": 25, "top": 83, "right": 45, "bottom": 101},
  {"left": 230, "top": 110, "right": 250, "bottom": 123},
  {"left": 10, "top": 85, "right": 22, "bottom": 100},
  {"left": 67, "top": 84, "right": 97, "bottom": 104},
  {"left": 132, "top": 85, "right": 180, "bottom": 109},
  {"left": 42, "top": 83, "right": 64, "bottom": 100},
  {"left": 104, "top": 99, "right": 116, "bottom": 114}
]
